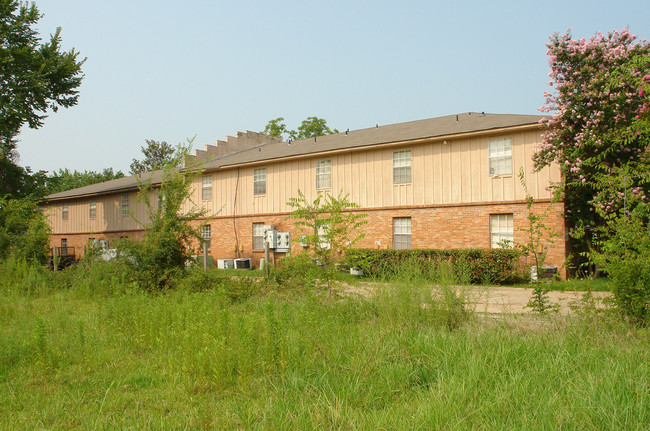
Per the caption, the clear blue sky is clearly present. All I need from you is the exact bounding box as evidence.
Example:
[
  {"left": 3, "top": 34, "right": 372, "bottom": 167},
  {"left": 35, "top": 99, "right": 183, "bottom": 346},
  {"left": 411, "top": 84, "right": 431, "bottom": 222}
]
[{"left": 15, "top": 0, "right": 650, "bottom": 174}]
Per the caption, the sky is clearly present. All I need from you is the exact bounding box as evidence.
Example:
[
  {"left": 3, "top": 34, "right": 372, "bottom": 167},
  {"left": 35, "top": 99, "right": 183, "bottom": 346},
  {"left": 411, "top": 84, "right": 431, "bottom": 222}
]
[{"left": 15, "top": 0, "right": 650, "bottom": 175}]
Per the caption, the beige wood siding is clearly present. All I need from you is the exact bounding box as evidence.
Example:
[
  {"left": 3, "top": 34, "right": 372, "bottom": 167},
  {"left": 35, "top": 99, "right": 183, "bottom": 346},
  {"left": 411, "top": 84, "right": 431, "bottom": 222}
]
[
  {"left": 190, "top": 130, "right": 559, "bottom": 216},
  {"left": 47, "top": 129, "right": 560, "bottom": 235},
  {"left": 47, "top": 190, "right": 157, "bottom": 234}
]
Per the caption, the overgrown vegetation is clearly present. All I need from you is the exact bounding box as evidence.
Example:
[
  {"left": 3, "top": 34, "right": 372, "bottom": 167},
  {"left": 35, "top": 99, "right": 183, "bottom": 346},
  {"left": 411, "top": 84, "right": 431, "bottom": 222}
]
[
  {"left": 287, "top": 189, "right": 367, "bottom": 288},
  {"left": 346, "top": 248, "right": 520, "bottom": 285},
  {"left": 0, "top": 195, "right": 50, "bottom": 264},
  {"left": 119, "top": 141, "right": 212, "bottom": 290},
  {"left": 0, "top": 257, "right": 647, "bottom": 429}
]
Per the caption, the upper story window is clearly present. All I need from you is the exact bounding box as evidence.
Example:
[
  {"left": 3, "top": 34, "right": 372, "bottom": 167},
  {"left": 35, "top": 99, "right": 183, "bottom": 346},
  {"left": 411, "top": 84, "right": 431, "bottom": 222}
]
[
  {"left": 393, "top": 150, "right": 412, "bottom": 184},
  {"left": 490, "top": 214, "right": 513, "bottom": 248},
  {"left": 89, "top": 200, "right": 96, "bottom": 219},
  {"left": 62, "top": 204, "right": 69, "bottom": 221},
  {"left": 316, "top": 160, "right": 331, "bottom": 190},
  {"left": 121, "top": 194, "right": 129, "bottom": 216},
  {"left": 201, "top": 175, "right": 212, "bottom": 200},
  {"left": 489, "top": 137, "right": 512, "bottom": 176},
  {"left": 393, "top": 217, "right": 412, "bottom": 249},
  {"left": 254, "top": 168, "right": 266, "bottom": 195}
]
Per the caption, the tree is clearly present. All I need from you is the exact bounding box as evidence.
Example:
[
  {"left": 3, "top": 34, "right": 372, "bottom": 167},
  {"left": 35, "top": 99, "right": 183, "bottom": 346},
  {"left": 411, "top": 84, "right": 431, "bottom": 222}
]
[
  {"left": 0, "top": 195, "right": 50, "bottom": 263},
  {"left": 0, "top": 0, "right": 85, "bottom": 196},
  {"left": 534, "top": 29, "right": 650, "bottom": 267},
  {"left": 287, "top": 190, "right": 366, "bottom": 288},
  {"left": 262, "top": 117, "right": 338, "bottom": 141},
  {"left": 45, "top": 167, "right": 124, "bottom": 195},
  {"left": 129, "top": 139, "right": 177, "bottom": 175},
  {"left": 122, "top": 140, "right": 211, "bottom": 290}
]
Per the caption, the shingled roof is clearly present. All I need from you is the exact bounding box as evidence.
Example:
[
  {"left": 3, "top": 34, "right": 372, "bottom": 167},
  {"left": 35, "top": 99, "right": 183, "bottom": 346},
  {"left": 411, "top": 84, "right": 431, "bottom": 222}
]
[{"left": 45, "top": 112, "right": 545, "bottom": 201}]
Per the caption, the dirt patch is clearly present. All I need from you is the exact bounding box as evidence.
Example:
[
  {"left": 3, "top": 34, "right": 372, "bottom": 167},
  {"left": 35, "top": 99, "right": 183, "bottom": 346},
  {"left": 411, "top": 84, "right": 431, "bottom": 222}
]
[{"left": 338, "top": 282, "right": 612, "bottom": 315}]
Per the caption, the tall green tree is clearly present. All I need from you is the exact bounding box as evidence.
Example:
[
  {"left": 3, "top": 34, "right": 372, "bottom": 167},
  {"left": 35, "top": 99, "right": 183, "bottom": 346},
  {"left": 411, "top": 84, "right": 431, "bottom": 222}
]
[
  {"left": 0, "top": 0, "right": 85, "bottom": 196},
  {"left": 262, "top": 117, "right": 338, "bottom": 141},
  {"left": 130, "top": 139, "right": 177, "bottom": 175},
  {"left": 45, "top": 167, "right": 124, "bottom": 195}
]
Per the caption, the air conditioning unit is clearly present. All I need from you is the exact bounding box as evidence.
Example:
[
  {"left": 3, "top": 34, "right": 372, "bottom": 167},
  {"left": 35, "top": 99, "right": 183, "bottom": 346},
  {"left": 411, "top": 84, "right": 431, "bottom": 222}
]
[
  {"left": 99, "top": 240, "right": 109, "bottom": 249},
  {"left": 234, "top": 258, "right": 252, "bottom": 270},
  {"left": 217, "top": 259, "right": 235, "bottom": 269}
]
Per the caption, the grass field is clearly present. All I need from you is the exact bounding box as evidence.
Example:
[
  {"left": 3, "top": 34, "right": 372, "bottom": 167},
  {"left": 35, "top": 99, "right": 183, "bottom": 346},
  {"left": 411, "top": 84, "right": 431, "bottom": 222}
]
[{"left": 0, "top": 259, "right": 647, "bottom": 430}]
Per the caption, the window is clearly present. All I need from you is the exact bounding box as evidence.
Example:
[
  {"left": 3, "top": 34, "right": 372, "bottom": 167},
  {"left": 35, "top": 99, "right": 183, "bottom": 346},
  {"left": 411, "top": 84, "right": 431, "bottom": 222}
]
[
  {"left": 201, "top": 175, "right": 212, "bottom": 200},
  {"left": 490, "top": 214, "right": 513, "bottom": 248},
  {"left": 158, "top": 193, "right": 165, "bottom": 212},
  {"left": 254, "top": 168, "right": 266, "bottom": 195},
  {"left": 253, "top": 223, "right": 265, "bottom": 250},
  {"left": 489, "top": 137, "right": 512, "bottom": 176},
  {"left": 89, "top": 200, "right": 96, "bottom": 219},
  {"left": 62, "top": 204, "right": 68, "bottom": 221},
  {"left": 316, "top": 160, "right": 331, "bottom": 190},
  {"left": 393, "top": 150, "right": 412, "bottom": 183},
  {"left": 317, "top": 223, "right": 330, "bottom": 250},
  {"left": 393, "top": 217, "right": 412, "bottom": 249},
  {"left": 201, "top": 225, "right": 211, "bottom": 249},
  {"left": 121, "top": 194, "right": 129, "bottom": 216}
]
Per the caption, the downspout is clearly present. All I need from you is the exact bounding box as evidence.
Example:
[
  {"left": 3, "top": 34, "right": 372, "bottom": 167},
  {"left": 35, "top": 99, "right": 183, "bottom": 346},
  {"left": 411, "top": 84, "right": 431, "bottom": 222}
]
[{"left": 233, "top": 167, "right": 240, "bottom": 258}]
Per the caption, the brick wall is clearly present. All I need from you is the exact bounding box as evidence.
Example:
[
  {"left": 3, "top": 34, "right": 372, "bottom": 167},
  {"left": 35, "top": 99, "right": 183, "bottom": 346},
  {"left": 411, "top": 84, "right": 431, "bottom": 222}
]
[{"left": 49, "top": 200, "right": 567, "bottom": 279}]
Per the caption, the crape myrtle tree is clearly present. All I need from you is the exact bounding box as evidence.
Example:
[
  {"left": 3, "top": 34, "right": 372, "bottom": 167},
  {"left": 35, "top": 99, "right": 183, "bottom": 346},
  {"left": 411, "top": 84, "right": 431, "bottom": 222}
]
[
  {"left": 0, "top": 0, "right": 85, "bottom": 197},
  {"left": 534, "top": 29, "right": 650, "bottom": 268}
]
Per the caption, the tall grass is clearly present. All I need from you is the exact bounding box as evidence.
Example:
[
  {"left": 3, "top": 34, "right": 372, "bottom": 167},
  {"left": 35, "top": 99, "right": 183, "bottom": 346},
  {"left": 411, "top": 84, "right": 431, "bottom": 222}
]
[{"left": 0, "top": 259, "right": 648, "bottom": 429}]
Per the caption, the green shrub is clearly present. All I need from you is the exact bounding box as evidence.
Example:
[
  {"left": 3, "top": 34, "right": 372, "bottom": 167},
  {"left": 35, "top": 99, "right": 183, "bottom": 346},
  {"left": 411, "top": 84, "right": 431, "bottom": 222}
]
[
  {"left": 270, "top": 254, "right": 323, "bottom": 290},
  {"left": 593, "top": 202, "right": 650, "bottom": 325},
  {"left": 346, "top": 248, "right": 520, "bottom": 285}
]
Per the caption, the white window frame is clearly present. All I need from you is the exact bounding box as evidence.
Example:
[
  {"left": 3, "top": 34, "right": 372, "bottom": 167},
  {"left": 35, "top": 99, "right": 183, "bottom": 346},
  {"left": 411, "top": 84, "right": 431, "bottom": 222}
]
[
  {"left": 253, "top": 168, "right": 266, "bottom": 196},
  {"left": 62, "top": 204, "right": 68, "bottom": 221},
  {"left": 393, "top": 217, "right": 412, "bottom": 249},
  {"left": 89, "top": 200, "right": 96, "bottom": 219},
  {"left": 317, "top": 223, "right": 330, "bottom": 250},
  {"left": 201, "top": 175, "right": 212, "bottom": 200},
  {"left": 393, "top": 150, "right": 412, "bottom": 184},
  {"left": 489, "top": 137, "right": 512, "bottom": 176},
  {"left": 490, "top": 214, "right": 514, "bottom": 248},
  {"left": 201, "top": 225, "right": 211, "bottom": 249},
  {"left": 121, "top": 194, "right": 129, "bottom": 216},
  {"left": 316, "top": 159, "right": 331, "bottom": 190},
  {"left": 253, "top": 223, "right": 266, "bottom": 250}
]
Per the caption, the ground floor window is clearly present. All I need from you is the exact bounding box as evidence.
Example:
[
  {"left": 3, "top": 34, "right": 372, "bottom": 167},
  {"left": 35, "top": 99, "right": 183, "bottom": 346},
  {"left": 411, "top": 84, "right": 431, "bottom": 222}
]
[
  {"left": 490, "top": 214, "right": 513, "bottom": 248},
  {"left": 393, "top": 217, "right": 411, "bottom": 249},
  {"left": 201, "top": 225, "right": 211, "bottom": 249},
  {"left": 253, "top": 223, "right": 265, "bottom": 250}
]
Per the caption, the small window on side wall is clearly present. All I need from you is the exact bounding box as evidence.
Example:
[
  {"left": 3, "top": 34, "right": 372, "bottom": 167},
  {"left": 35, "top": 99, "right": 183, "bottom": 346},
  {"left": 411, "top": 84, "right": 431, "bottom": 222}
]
[
  {"left": 62, "top": 204, "right": 68, "bottom": 221},
  {"left": 393, "top": 217, "right": 411, "bottom": 249},
  {"left": 490, "top": 214, "right": 513, "bottom": 248},
  {"left": 201, "top": 175, "right": 212, "bottom": 200},
  {"left": 121, "top": 194, "right": 129, "bottom": 216},
  {"left": 489, "top": 137, "right": 512, "bottom": 176},
  {"left": 393, "top": 150, "right": 412, "bottom": 184},
  {"left": 89, "top": 200, "right": 96, "bottom": 219},
  {"left": 316, "top": 160, "right": 331, "bottom": 190},
  {"left": 254, "top": 168, "right": 266, "bottom": 195}
]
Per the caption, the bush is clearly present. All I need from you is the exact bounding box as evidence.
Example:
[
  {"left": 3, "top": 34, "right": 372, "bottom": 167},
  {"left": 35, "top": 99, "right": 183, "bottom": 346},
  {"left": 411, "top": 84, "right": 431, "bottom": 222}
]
[
  {"left": 593, "top": 202, "right": 650, "bottom": 325},
  {"left": 268, "top": 254, "right": 324, "bottom": 292},
  {"left": 346, "top": 248, "right": 520, "bottom": 285}
]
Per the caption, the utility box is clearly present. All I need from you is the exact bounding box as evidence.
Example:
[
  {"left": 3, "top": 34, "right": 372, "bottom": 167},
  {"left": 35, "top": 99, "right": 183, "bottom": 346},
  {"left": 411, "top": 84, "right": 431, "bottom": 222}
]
[
  {"left": 264, "top": 228, "right": 278, "bottom": 249},
  {"left": 275, "top": 232, "right": 291, "bottom": 253}
]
